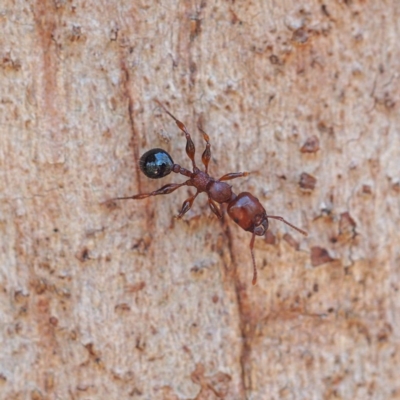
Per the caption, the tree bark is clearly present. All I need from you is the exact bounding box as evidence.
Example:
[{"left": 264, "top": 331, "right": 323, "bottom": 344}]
[{"left": 1, "top": 1, "right": 399, "bottom": 399}]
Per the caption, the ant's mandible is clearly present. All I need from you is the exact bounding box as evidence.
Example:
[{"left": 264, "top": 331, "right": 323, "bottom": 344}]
[{"left": 113, "top": 102, "right": 307, "bottom": 285}]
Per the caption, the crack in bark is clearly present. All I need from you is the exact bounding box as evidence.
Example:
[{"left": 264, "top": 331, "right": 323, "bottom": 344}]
[
  {"left": 222, "top": 220, "right": 254, "bottom": 399},
  {"left": 119, "top": 60, "right": 142, "bottom": 194}
]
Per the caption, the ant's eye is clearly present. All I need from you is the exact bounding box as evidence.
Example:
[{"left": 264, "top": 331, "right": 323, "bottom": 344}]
[{"left": 139, "top": 148, "right": 174, "bottom": 179}]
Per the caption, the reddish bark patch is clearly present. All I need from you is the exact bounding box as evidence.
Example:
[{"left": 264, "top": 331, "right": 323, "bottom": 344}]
[
  {"left": 33, "top": 0, "right": 58, "bottom": 105},
  {"left": 264, "top": 230, "right": 276, "bottom": 245},
  {"left": 283, "top": 233, "right": 300, "bottom": 250},
  {"left": 362, "top": 184, "right": 372, "bottom": 194},
  {"left": 299, "top": 172, "right": 317, "bottom": 190},
  {"left": 339, "top": 212, "right": 357, "bottom": 238},
  {"left": 125, "top": 281, "right": 146, "bottom": 293},
  {"left": 292, "top": 28, "right": 309, "bottom": 44},
  {"left": 114, "top": 303, "right": 131, "bottom": 314},
  {"left": 75, "top": 247, "right": 90, "bottom": 262},
  {"left": 300, "top": 135, "right": 320, "bottom": 153},
  {"left": 191, "top": 363, "right": 232, "bottom": 398},
  {"left": 311, "top": 246, "right": 334, "bottom": 267}
]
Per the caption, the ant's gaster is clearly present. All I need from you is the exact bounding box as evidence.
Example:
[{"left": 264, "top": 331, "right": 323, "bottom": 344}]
[{"left": 113, "top": 102, "right": 307, "bottom": 285}]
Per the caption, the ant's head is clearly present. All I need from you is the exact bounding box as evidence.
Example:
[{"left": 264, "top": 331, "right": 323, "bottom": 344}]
[{"left": 139, "top": 148, "right": 174, "bottom": 179}]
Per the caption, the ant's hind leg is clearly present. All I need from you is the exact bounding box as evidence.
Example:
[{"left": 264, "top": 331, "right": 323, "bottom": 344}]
[
  {"left": 112, "top": 181, "right": 191, "bottom": 201},
  {"left": 219, "top": 172, "right": 249, "bottom": 181},
  {"left": 177, "top": 191, "right": 199, "bottom": 219},
  {"left": 197, "top": 125, "right": 211, "bottom": 174}
]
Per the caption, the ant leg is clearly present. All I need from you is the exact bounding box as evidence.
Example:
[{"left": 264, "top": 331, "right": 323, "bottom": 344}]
[
  {"left": 198, "top": 125, "right": 211, "bottom": 174},
  {"left": 156, "top": 101, "right": 197, "bottom": 170},
  {"left": 249, "top": 231, "right": 258, "bottom": 285},
  {"left": 177, "top": 191, "right": 199, "bottom": 219},
  {"left": 219, "top": 172, "right": 249, "bottom": 181},
  {"left": 267, "top": 215, "right": 308, "bottom": 236},
  {"left": 112, "top": 181, "right": 191, "bottom": 201},
  {"left": 208, "top": 198, "right": 222, "bottom": 219}
]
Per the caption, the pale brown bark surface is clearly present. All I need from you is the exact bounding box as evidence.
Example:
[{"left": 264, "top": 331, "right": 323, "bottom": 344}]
[{"left": 1, "top": 1, "right": 399, "bottom": 399}]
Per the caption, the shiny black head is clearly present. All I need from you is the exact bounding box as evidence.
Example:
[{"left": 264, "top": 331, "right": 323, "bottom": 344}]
[{"left": 139, "top": 148, "right": 174, "bottom": 179}]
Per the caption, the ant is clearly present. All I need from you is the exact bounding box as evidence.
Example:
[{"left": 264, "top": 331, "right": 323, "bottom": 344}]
[{"left": 113, "top": 102, "right": 307, "bottom": 285}]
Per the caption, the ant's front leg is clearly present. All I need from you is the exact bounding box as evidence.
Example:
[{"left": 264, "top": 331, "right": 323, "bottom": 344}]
[
  {"left": 156, "top": 101, "right": 197, "bottom": 170},
  {"left": 113, "top": 181, "right": 191, "bottom": 201},
  {"left": 219, "top": 172, "right": 249, "bottom": 181},
  {"left": 197, "top": 125, "right": 211, "bottom": 174}
]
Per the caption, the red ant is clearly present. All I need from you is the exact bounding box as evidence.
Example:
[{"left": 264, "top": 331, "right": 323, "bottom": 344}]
[{"left": 113, "top": 103, "right": 307, "bottom": 285}]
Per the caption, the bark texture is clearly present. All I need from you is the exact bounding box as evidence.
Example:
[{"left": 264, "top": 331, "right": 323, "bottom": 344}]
[{"left": 1, "top": 1, "right": 399, "bottom": 399}]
